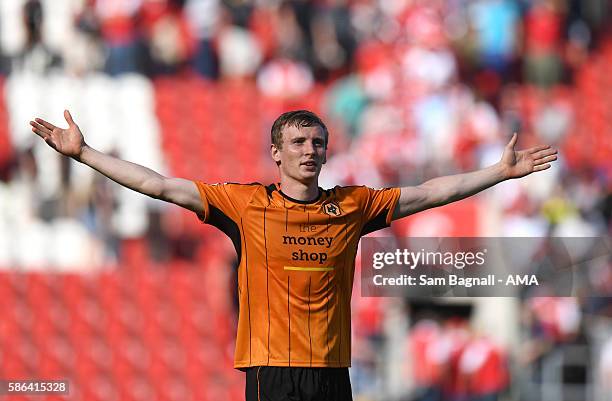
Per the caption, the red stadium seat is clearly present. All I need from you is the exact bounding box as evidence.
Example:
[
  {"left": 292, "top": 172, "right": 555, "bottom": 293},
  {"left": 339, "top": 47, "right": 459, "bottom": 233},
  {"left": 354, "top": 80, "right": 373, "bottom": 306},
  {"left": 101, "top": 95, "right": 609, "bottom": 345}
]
[{"left": 0, "top": 79, "right": 13, "bottom": 167}]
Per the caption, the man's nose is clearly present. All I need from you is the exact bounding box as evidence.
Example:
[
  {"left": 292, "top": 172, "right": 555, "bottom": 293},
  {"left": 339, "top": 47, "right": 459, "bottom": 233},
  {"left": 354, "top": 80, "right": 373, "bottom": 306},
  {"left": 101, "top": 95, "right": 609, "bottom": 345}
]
[{"left": 303, "top": 141, "right": 315, "bottom": 155}]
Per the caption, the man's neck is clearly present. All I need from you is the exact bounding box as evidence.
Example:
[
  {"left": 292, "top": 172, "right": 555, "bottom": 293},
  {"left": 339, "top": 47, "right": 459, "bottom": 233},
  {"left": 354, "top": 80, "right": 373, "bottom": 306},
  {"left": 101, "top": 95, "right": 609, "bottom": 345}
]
[{"left": 279, "top": 179, "right": 320, "bottom": 202}]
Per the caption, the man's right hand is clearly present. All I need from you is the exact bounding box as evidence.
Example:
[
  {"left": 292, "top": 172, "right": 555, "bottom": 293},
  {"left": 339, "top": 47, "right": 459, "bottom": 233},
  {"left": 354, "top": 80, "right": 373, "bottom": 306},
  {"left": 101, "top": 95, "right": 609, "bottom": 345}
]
[
  {"left": 30, "top": 110, "right": 86, "bottom": 160},
  {"left": 29, "top": 109, "right": 203, "bottom": 215}
]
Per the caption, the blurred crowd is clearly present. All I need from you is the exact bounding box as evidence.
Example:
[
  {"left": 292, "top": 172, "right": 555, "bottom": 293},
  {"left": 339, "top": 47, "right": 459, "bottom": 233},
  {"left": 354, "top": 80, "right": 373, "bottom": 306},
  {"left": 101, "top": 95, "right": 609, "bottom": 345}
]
[
  {"left": 0, "top": 0, "right": 609, "bottom": 260},
  {"left": 0, "top": 0, "right": 611, "bottom": 400},
  {"left": 2, "top": 0, "right": 611, "bottom": 85},
  {"left": 406, "top": 318, "right": 509, "bottom": 401}
]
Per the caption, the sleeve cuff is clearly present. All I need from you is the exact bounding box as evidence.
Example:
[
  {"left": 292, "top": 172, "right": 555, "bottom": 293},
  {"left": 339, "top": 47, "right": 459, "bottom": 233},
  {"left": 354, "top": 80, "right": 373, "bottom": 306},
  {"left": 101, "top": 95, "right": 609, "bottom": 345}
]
[
  {"left": 193, "top": 180, "right": 210, "bottom": 223},
  {"left": 385, "top": 187, "right": 401, "bottom": 225}
]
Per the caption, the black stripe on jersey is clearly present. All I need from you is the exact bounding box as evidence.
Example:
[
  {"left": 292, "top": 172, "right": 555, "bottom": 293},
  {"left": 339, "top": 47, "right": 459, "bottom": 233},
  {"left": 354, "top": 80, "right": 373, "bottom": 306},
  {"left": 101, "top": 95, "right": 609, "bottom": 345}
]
[
  {"left": 359, "top": 209, "right": 364, "bottom": 235},
  {"left": 240, "top": 218, "right": 252, "bottom": 365},
  {"left": 208, "top": 206, "right": 242, "bottom": 262},
  {"left": 339, "top": 215, "right": 350, "bottom": 364},
  {"left": 287, "top": 276, "right": 291, "bottom": 366},
  {"left": 361, "top": 210, "right": 391, "bottom": 236},
  {"left": 263, "top": 206, "right": 271, "bottom": 365},
  {"left": 308, "top": 276, "right": 312, "bottom": 367},
  {"left": 325, "top": 273, "right": 330, "bottom": 363},
  {"left": 337, "top": 281, "right": 342, "bottom": 364},
  {"left": 284, "top": 200, "right": 289, "bottom": 231}
]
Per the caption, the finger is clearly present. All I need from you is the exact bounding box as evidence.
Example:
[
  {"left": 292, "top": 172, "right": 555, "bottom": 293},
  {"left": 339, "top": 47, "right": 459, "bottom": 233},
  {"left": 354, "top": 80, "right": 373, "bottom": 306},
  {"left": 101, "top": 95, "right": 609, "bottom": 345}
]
[
  {"left": 30, "top": 121, "right": 52, "bottom": 137},
  {"left": 534, "top": 155, "right": 558, "bottom": 164},
  {"left": 532, "top": 148, "right": 557, "bottom": 159},
  {"left": 34, "top": 118, "right": 57, "bottom": 131},
  {"left": 31, "top": 126, "right": 49, "bottom": 140},
  {"left": 533, "top": 164, "right": 551, "bottom": 172},
  {"left": 528, "top": 145, "right": 552, "bottom": 154},
  {"left": 33, "top": 127, "right": 56, "bottom": 150},
  {"left": 64, "top": 109, "right": 75, "bottom": 126},
  {"left": 507, "top": 132, "right": 517, "bottom": 148}
]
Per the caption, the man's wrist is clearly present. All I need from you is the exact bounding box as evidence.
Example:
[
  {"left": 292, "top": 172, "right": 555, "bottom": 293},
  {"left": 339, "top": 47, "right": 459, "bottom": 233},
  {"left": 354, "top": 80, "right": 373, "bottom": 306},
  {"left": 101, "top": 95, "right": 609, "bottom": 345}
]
[
  {"left": 494, "top": 162, "right": 511, "bottom": 182},
  {"left": 75, "top": 144, "right": 91, "bottom": 163}
]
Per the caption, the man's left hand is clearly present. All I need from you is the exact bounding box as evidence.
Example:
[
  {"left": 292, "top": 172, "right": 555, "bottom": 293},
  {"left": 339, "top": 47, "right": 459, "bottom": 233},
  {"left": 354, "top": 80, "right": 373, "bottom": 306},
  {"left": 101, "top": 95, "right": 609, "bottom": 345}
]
[{"left": 500, "top": 133, "right": 558, "bottom": 179}]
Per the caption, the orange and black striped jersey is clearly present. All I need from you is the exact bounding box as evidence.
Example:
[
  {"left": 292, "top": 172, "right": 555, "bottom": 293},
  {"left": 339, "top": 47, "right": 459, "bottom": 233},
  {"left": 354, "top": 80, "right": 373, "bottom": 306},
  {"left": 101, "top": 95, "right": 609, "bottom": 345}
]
[{"left": 193, "top": 182, "right": 400, "bottom": 368}]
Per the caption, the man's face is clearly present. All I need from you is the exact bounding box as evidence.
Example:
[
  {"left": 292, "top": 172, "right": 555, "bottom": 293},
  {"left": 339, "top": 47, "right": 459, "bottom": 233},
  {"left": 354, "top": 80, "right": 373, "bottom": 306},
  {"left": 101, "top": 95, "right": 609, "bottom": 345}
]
[{"left": 271, "top": 125, "right": 327, "bottom": 185}]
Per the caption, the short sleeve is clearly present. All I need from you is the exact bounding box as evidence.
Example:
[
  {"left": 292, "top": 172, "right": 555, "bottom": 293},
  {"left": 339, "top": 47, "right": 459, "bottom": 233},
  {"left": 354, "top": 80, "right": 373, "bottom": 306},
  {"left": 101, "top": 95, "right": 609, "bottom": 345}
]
[
  {"left": 193, "top": 182, "right": 260, "bottom": 223},
  {"left": 353, "top": 186, "right": 401, "bottom": 236}
]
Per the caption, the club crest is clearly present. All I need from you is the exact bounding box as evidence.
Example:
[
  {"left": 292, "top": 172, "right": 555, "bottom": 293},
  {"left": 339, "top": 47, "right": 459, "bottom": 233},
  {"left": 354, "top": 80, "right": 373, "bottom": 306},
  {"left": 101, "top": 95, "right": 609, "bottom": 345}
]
[{"left": 323, "top": 201, "right": 342, "bottom": 216}]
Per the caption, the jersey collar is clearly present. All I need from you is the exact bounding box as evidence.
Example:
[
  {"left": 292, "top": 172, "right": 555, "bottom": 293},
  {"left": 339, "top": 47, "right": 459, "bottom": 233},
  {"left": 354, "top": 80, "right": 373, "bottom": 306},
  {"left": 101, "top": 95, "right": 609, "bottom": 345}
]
[{"left": 274, "top": 184, "right": 323, "bottom": 205}]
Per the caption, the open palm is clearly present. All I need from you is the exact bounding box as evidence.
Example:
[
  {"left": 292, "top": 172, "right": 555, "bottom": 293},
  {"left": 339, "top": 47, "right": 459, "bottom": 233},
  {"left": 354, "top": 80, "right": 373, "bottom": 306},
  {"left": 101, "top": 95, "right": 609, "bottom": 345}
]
[
  {"left": 30, "top": 110, "right": 85, "bottom": 159},
  {"left": 501, "top": 133, "right": 558, "bottom": 179}
]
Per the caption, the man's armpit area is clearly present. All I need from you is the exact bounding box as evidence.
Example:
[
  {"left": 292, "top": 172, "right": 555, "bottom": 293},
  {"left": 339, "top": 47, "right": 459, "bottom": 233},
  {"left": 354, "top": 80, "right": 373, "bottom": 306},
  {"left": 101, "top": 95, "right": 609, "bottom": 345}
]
[{"left": 196, "top": 211, "right": 206, "bottom": 223}]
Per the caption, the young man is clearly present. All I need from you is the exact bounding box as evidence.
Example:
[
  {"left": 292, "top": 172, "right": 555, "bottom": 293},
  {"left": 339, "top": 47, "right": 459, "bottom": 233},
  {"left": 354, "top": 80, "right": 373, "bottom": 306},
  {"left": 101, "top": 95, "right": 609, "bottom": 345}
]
[{"left": 30, "top": 109, "right": 557, "bottom": 400}]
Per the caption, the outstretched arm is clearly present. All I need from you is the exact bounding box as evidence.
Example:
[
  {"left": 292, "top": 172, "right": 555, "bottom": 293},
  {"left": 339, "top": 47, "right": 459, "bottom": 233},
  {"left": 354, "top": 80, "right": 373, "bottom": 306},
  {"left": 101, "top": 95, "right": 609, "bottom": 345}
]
[
  {"left": 30, "top": 110, "right": 203, "bottom": 214},
  {"left": 392, "top": 133, "right": 558, "bottom": 220}
]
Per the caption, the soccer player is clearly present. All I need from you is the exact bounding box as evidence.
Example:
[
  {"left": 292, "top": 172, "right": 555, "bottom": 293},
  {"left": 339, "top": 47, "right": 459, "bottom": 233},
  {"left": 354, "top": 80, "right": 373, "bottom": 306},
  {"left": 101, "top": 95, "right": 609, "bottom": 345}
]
[{"left": 30, "top": 109, "right": 557, "bottom": 401}]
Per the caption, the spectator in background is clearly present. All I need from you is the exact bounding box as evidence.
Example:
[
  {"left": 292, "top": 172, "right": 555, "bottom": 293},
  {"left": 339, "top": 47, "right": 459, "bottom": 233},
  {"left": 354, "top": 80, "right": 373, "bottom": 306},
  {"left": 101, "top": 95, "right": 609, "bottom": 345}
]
[
  {"left": 599, "top": 333, "right": 612, "bottom": 394},
  {"left": 287, "top": 0, "right": 316, "bottom": 64},
  {"left": 564, "top": 0, "right": 592, "bottom": 73},
  {"left": 458, "top": 335, "right": 509, "bottom": 401},
  {"left": 523, "top": 0, "right": 565, "bottom": 87},
  {"left": 223, "top": 0, "right": 253, "bottom": 28},
  {"left": 96, "top": 0, "right": 145, "bottom": 76},
  {"left": 184, "top": 0, "right": 220, "bottom": 79},
  {"left": 217, "top": 20, "right": 262, "bottom": 80},
  {"left": 257, "top": 58, "right": 313, "bottom": 99},
  {"left": 462, "top": 0, "right": 522, "bottom": 105},
  {"left": 140, "top": 0, "right": 195, "bottom": 76},
  {"left": 519, "top": 296, "right": 583, "bottom": 373},
  {"left": 568, "top": 0, "right": 610, "bottom": 37},
  {"left": 0, "top": 13, "right": 10, "bottom": 75},
  {"left": 12, "top": 0, "right": 62, "bottom": 74},
  {"left": 324, "top": 74, "right": 369, "bottom": 138},
  {"left": 64, "top": 0, "right": 105, "bottom": 76},
  {"left": 86, "top": 168, "right": 120, "bottom": 264},
  {"left": 310, "top": 0, "right": 356, "bottom": 80},
  {"left": 0, "top": 54, "right": 9, "bottom": 76},
  {"left": 256, "top": 3, "right": 316, "bottom": 101},
  {"left": 468, "top": 0, "right": 521, "bottom": 75},
  {"left": 408, "top": 319, "right": 448, "bottom": 401}
]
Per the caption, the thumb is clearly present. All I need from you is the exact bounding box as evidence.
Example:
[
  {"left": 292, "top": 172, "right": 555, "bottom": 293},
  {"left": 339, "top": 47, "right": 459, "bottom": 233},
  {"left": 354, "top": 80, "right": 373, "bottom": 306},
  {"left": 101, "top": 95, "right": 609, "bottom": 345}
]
[
  {"left": 64, "top": 109, "right": 75, "bottom": 127},
  {"left": 507, "top": 132, "right": 517, "bottom": 149}
]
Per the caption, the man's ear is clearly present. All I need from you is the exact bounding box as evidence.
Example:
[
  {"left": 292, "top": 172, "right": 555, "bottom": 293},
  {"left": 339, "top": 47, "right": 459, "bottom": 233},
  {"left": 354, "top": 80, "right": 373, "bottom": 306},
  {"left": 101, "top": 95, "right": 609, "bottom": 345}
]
[{"left": 271, "top": 144, "right": 281, "bottom": 165}]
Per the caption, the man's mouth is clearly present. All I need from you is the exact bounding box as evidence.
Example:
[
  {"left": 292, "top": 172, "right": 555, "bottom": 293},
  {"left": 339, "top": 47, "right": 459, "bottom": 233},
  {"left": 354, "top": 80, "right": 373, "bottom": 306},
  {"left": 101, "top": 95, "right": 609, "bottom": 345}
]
[{"left": 301, "top": 161, "right": 317, "bottom": 167}]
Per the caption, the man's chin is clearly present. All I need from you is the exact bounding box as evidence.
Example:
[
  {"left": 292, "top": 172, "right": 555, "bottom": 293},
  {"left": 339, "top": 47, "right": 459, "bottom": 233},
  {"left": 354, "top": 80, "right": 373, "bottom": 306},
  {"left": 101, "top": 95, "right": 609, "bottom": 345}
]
[
  {"left": 297, "top": 171, "right": 319, "bottom": 183},
  {"left": 281, "top": 167, "right": 321, "bottom": 185}
]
